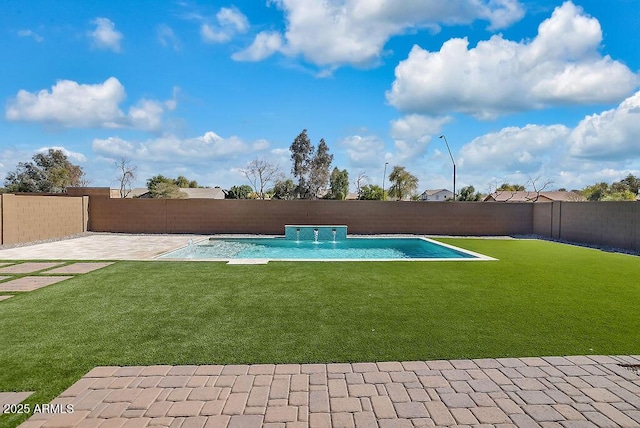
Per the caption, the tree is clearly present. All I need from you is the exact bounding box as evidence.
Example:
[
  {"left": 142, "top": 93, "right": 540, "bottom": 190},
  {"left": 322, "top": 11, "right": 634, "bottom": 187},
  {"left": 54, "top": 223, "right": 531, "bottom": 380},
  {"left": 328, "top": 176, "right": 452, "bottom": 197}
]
[
  {"left": 146, "top": 175, "right": 172, "bottom": 190},
  {"left": 174, "top": 176, "right": 199, "bottom": 188},
  {"left": 308, "top": 139, "right": 334, "bottom": 199},
  {"left": 354, "top": 171, "right": 368, "bottom": 198},
  {"left": 145, "top": 175, "right": 191, "bottom": 198},
  {"left": 457, "top": 185, "right": 482, "bottom": 201},
  {"left": 327, "top": 167, "right": 349, "bottom": 200},
  {"left": 602, "top": 191, "right": 636, "bottom": 201},
  {"left": 242, "top": 158, "right": 281, "bottom": 200},
  {"left": 618, "top": 174, "right": 639, "bottom": 195},
  {"left": 289, "top": 130, "right": 335, "bottom": 199},
  {"left": 4, "top": 149, "right": 86, "bottom": 193},
  {"left": 146, "top": 174, "right": 199, "bottom": 193},
  {"left": 290, "top": 129, "right": 314, "bottom": 198},
  {"left": 358, "top": 184, "right": 385, "bottom": 200},
  {"left": 149, "top": 182, "right": 187, "bottom": 199},
  {"left": 226, "top": 185, "right": 253, "bottom": 199},
  {"left": 174, "top": 175, "right": 191, "bottom": 188},
  {"left": 496, "top": 183, "right": 525, "bottom": 191},
  {"left": 115, "top": 157, "right": 137, "bottom": 198},
  {"left": 271, "top": 179, "right": 296, "bottom": 200},
  {"left": 388, "top": 166, "right": 419, "bottom": 201},
  {"left": 526, "top": 176, "right": 553, "bottom": 202}
]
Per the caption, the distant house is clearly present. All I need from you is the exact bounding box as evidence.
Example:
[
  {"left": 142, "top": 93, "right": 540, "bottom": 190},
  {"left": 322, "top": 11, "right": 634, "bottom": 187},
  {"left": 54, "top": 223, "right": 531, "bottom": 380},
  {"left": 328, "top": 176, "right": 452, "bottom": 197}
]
[
  {"left": 419, "top": 189, "right": 453, "bottom": 201},
  {"left": 124, "top": 187, "right": 226, "bottom": 199},
  {"left": 483, "top": 190, "right": 585, "bottom": 202},
  {"left": 345, "top": 192, "right": 359, "bottom": 200}
]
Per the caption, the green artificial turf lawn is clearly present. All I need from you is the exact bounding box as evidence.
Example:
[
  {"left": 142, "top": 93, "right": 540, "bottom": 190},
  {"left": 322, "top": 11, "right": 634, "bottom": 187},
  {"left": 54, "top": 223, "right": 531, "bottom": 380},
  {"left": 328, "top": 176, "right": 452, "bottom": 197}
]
[{"left": 1, "top": 238, "right": 639, "bottom": 426}]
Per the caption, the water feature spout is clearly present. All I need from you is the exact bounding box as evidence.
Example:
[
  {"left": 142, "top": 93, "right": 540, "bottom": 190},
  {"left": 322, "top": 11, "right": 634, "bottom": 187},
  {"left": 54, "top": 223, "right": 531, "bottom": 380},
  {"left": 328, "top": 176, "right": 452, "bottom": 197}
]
[
  {"left": 296, "top": 228, "right": 300, "bottom": 242},
  {"left": 332, "top": 229, "right": 337, "bottom": 243},
  {"left": 313, "top": 228, "right": 319, "bottom": 243}
]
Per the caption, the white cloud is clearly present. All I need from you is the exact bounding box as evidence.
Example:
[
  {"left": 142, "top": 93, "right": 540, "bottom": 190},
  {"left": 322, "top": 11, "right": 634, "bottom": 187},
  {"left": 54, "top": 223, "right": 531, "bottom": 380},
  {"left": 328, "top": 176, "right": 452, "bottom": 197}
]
[
  {"left": 453, "top": 93, "right": 640, "bottom": 190},
  {"left": 568, "top": 90, "right": 640, "bottom": 160},
  {"left": 36, "top": 146, "right": 87, "bottom": 162},
  {"left": 386, "top": 1, "right": 638, "bottom": 119},
  {"left": 216, "top": 7, "right": 249, "bottom": 33},
  {"left": 200, "top": 7, "right": 249, "bottom": 44},
  {"left": 157, "top": 24, "right": 181, "bottom": 51},
  {"left": 92, "top": 132, "right": 271, "bottom": 163},
  {"left": 5, "top": 77, "right": 175, "bottom": 131},
  {"left": 6, "top": 77, "right": 126, "bottom": 128},
  {"left": 459, "top": 124, "right": 570, "bottom": 173},
  {"left": 127, "top": 99, "right": 166, "bottom": 132},
  {"left": 17, "top": 29, "right": 43, "bottom": 42},
  {"left": 89, "top": 18, "right": 123, "bottom": 52},
  {"left": 243, "top": 0, "right": 523, "bottom": 69},
  {"left": 340, "top": 135, "right": 387, "bottom": 167},
  {"left": 232, "top": 31, "right": 283, "bottom": 61},
  {"left": 390, "top": 114, "right": 451, "bottom": 143},
  {"left": 200, "top": 24, "right": 231, "bottom": 43},
  {"left": 389, "top": 115, "right": 452, "bottom": 163}
]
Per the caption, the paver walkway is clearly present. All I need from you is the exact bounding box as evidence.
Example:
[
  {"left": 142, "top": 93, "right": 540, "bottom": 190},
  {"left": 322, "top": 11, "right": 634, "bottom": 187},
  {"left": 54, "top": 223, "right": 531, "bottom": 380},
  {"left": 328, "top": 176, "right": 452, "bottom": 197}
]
[{"left": 18, "top": 355, "right": 640, "bottom": 427}]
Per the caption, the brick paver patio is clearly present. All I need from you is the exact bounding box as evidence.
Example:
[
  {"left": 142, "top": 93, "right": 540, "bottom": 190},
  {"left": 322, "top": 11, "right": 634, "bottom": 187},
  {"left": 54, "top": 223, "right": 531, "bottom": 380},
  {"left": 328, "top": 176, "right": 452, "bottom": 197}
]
[{"left": 18, "top": 355, "right": 640, "bottom": 427}]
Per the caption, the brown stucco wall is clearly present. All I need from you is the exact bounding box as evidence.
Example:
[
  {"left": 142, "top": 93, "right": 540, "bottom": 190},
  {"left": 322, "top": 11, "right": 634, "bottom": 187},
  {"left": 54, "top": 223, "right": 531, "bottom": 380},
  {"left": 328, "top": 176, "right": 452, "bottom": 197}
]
[
  {"left": 88, "top": 198, "right": 535, "bottom": 236},
  {"left": 0, "top": 194, "right": 87, "bottom": 245},
  {"left": 5, "top": 187, "right": 638, "bottom": 252},
  {"left": 66, "top": 187, "right": 112, "bottom": 198},
  {"left": 553, "top": 202, "right": 639, "bottom": 251}
]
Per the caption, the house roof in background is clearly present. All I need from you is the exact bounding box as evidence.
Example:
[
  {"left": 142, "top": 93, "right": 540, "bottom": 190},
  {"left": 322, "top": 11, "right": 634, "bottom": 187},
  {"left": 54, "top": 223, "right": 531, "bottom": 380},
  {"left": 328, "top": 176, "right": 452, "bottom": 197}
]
[
  {"left": 122, "top": 187, "right": 226, "bottom": 199},
  {"left": 421, "top": 189, "right": 451, "bottom": 196}
]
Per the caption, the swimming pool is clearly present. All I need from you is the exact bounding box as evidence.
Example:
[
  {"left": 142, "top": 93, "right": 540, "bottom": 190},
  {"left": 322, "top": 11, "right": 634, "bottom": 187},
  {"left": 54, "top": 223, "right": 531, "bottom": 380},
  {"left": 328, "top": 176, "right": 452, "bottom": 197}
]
[{"left": 158, "top": 237, "right": 494, "bottom": 261}]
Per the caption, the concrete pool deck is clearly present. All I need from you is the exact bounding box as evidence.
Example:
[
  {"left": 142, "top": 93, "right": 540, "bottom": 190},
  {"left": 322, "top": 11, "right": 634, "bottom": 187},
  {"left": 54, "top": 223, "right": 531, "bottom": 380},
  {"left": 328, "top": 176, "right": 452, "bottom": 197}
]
[{"left": 0, "top": 234, "right": 209, "bottom": 260}]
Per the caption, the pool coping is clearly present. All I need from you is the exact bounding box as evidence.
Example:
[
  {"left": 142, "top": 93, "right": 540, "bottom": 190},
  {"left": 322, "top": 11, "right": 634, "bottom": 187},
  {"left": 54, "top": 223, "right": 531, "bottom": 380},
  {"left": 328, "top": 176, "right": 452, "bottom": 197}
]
[{"left": 154, "top": 235, "right": 498, "bottom": 263}]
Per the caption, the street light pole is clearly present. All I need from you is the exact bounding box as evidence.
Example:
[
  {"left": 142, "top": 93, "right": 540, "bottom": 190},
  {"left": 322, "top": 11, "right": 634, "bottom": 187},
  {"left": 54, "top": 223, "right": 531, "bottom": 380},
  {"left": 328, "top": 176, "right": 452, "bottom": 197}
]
[
  {"left": 439, "top": 135, "right": 456, "bottom": 201},
  {"left": 382, "top": 162, "right": 389, "bottom": 201}
]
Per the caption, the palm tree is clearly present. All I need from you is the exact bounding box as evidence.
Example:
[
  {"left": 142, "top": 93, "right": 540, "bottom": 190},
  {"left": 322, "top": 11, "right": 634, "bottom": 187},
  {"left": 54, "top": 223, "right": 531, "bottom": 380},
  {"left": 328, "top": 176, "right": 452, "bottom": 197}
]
[{"left": 388, "top": 166, "right": 419, "bottom": 201}]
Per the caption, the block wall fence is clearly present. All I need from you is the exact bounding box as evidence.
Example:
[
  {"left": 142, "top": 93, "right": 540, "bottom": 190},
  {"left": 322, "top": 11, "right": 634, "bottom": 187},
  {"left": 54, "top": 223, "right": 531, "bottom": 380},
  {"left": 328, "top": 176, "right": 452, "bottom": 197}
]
[
  {"left": 87, "top": 197, "right": 534, "bottom": 236},
  {"left": 2, "top": 189, "right": 639, "bottom": 252},
  {"left": 0, "top": 193, "right": 88, "bottom": 245}
]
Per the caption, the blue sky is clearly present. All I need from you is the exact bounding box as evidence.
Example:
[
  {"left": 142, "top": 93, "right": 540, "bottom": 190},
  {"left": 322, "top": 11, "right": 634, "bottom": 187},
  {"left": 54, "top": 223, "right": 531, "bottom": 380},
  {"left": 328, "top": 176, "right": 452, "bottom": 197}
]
[{"left": 2, "top": 0, "right": 639, "bottom": 194}]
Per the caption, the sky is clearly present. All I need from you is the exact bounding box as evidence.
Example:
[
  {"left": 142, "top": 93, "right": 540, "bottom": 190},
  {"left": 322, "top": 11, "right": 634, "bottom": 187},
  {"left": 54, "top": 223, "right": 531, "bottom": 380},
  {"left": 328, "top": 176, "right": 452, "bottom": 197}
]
[{"left": 1, "top": 0, "right": 639, "bottom": 194}]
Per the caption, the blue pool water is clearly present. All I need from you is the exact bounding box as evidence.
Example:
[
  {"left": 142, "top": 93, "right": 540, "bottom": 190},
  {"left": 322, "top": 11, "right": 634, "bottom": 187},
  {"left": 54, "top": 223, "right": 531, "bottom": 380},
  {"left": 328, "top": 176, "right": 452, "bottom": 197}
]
[{"left": 160, "top": 237, "right": 480, "bottom": 260}]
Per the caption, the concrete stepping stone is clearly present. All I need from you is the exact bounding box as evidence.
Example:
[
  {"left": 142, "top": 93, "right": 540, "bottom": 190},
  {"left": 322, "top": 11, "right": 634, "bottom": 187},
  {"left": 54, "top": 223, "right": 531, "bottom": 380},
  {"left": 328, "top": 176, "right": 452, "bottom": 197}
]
[
  {"left": 0, "top": 262, "right": 65, "bottom": 274},
  {"left": 43, "top": 262, "right": 114, "bottom": 274},
  {"left": 0, "top": 276, "right": 73, "bottom": 292},
  {"left": 0, "top": 295, "right": 13, "bottom": 302},
  {"left": 0, "top": 276, "right": 10, "bottom": 282},
  {"left": 0, "top": 391, "right": 34, "bottom": 406},
  {"left": 0, "top": 263, "right": 14, "bottom": 268}
]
